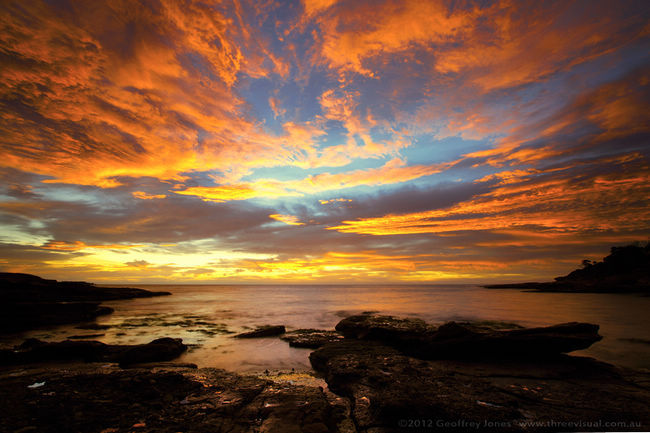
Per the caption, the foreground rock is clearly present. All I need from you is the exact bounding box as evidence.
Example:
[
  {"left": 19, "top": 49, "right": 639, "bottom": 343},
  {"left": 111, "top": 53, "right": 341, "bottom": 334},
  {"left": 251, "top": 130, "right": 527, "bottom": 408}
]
[
  {"left": 336, "top": 315, "right": 434, "bottom": 341},
  {"left": 234, "top": 325, "right": 286, "bottom": 338},
  {"left": 336, "top": 314, "right": 602, "bottom": 360},
  {"left": 116, "top": 338, "right": 188, "bottom": 367},
  {"left": 0, "top": 272, "right": 171, "bottom": 333},
  {"left": 0, "top": 337, "right": 188, "bottom": 367},
  {"left": 280, "top": 329, "right": 345, "bottom": 348},
  {"left": 311, "top": 315, "right": 650, "bottom": 432},
  {"left": 310, "top": 340, "right": 650, "bottom": 432},
  {"left": 484, "top": 243, "right": 650, "bottom": 293},
  {"left": 0, "top": 366, "right": 350, "bottom": 433}
]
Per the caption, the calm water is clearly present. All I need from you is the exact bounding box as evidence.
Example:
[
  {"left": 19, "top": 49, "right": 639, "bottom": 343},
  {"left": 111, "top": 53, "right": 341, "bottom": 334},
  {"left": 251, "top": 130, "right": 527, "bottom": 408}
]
[{"left": 3, "top": 285, "right": 649, "bottom": 372}]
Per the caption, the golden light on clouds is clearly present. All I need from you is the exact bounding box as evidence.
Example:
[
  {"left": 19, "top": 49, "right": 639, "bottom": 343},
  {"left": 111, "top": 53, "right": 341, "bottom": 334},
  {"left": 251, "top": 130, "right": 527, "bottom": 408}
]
[
  {"left": 269, "top": 214, "right": 304, "bottom": 226},
  {"left": 0, "top": 0, "right": 648, "bottom": 283}
]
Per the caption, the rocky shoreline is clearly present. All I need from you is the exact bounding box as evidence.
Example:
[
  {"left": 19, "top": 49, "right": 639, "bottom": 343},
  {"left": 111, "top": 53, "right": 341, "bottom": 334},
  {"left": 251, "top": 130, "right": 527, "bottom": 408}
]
[
  {"left": 1, "top": 313, "right": 649, "bottom": 432},
  {"left": 1, "top": 337, "right": 188, "bottom": 368},
  {"left": 310, "top": 314, "right": 650, "bottom": 432},
  {"left": 483, "top": 281, "right": 650, "bottom": 293},
  {"left": 0, "top": 273, "right": 170, "bottom": 333},
  {"left": 1, "top": 272, "right": 648, "bottom": 432},
  {"left": 0, "top": 364, "right": 352, "bottom": 433}
]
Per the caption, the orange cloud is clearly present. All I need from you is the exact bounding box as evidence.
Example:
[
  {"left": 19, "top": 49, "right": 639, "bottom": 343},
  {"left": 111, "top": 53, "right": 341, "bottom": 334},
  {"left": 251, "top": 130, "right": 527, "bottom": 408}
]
[
  {"left": 453, "top": 69, "right": 650, "bottom": 170},
  {"left": 0, "top": 0, "right": 330, "bottom": 189},
  {"left": 316, "top": 87, "right": 410, "bottom": 163},
  {"left": 307, "top": 0, "right": 647, "bottom": 91},
  {"left": 319, "top": 198, "right": 353, "bottom": 205},
  {"left": 268, "top": 96, "right": 286, "bottom": 118},
  {"left": 174, "top": 158, "right": 449, "bottom": 201},
  {"left": 132, "top": 191, "right": 167, "bottom": 200},
  {"left": 269, "top": 214, "right": 304, "bottom": 226},
  {"left": 41, "top": 240, "right": 142, "bottom": 251},
  {"left": 302, "top": 0, "right": 338, "bottom": 19},
  {"left": 312, "top": 1, "right": 471, "bottom": 76},
  {"left": 173, "top": 184, "right": 260, "bottom": 202},
  {"left": 222, "top": 249, "right": 536, "bottom": 282},
  {"left": 0, "top": 1, "right": 244, "bottom": 187},
  {"left": 330, "top": 166, "right": 650, "bottom": 236}
]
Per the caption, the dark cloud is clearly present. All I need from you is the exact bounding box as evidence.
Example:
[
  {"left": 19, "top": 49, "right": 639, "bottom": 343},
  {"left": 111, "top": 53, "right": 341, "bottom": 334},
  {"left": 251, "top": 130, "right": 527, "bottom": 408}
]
[{"left": 0, "top": 242, "right": 87, "bottom": 263}]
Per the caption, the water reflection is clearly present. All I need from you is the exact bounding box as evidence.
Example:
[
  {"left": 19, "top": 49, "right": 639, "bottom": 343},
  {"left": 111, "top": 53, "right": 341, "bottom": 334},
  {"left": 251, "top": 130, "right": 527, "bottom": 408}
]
[{"left": 2, "top": 285, "right": 648, "bottom": 371}]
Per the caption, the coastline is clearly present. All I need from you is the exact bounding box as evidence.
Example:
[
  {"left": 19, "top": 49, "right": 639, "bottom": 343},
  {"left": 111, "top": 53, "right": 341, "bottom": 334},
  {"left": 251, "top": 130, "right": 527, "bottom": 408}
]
[
  {"left": 483, "top": 282, "right": 650, "bottom": 293},
  {"left": 2, "top": 313, "right": 650, "bottom": 432},
  {"left": 2, "top": 273, "right": 650, "bottom": 431}
]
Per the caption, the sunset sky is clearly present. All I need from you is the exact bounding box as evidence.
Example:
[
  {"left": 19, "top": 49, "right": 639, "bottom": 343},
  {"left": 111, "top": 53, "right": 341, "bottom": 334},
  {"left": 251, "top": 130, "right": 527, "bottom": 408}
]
[{"left": 1, "top": 0, "right": 649, "bottom": 283}]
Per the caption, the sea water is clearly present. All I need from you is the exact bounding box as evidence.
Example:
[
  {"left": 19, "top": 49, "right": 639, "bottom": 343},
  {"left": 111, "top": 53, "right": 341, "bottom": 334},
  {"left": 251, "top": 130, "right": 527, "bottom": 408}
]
[{"left": 2, "top": 284, "right": 649, "bottom": 372}]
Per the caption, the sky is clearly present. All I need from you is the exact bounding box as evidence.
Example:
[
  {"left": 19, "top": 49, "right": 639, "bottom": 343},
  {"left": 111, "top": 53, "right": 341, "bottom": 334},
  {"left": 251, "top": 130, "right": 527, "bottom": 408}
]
[{"left": 0, "top": 0, "right": 649, "bottom": 284}]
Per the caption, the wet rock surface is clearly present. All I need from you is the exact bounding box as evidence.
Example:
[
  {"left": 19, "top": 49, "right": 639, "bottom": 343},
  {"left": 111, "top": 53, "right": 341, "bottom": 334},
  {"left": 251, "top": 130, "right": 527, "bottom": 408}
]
[
  {"left": 336, "top": 315, "right": 434, "bottom": 341},
  {"left": 280, "top": 329, "right": 345, "bottom": 348},
  {"left": 0, "top": 272, "right": 170, "bottom": 333},
  {"left": 0, "top": 337, "right": 188, "bottom": 367},
  {"left": 311, "top": 340, "right": 650, "bottom": 432},
  {"left": 0, "top": 365, "right": 350, "bottom": 433},
  {"left": 336, "top": 314, "right": 603, "bottom": 360},
  {"left": 116, "top": 338, "right": 188, "bottom": 367},
  {"left": 234, "top": 325, "right": 286, "bottom": 338},
  {"left": 310, "top": 315, "right": 650, "bottom": 432}
]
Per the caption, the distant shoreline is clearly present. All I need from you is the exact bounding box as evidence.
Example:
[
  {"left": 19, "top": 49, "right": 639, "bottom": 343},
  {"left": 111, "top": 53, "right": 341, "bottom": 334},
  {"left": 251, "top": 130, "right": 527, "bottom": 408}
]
[
  {"left": 483, "top": 282, "right": 650, "bottom": 293},
  {"left": 485, "top": 243, "right": 650, "bottom": 294}
]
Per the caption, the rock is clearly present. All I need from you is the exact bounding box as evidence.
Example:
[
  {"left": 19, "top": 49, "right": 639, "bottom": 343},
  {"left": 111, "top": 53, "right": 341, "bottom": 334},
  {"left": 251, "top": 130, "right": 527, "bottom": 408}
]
[
  {"left": 0, "top": 272, "right": 171, "bottom": 302},
  {"left": 310, "top": 338, "right": 650, "bottom": 432},
  {"left": 1, "top": 338, "right": 188, "bottom": 367},
  {"left": 234, "top": 325, "right": 286, "bottom": 338},
  {"left": 13, "top": 339, "right": 109, "bottom": 364},
  {"left": 335, "top": 314, "right": 602, "bottom": 360},
  {"left": 115, "top": 338, "right": 188, "bottom": 367},
  {"left": 0, "top": 367, "right": 350, "bottom": 432},
  {"left": 0, "top": 272, "right": 170, "bottom": 333},
  {"left": 415, "top": 321, "right": 603, "bottom": 360},
  {"left": 309, "top": 339, "right": 402, "bottom": 374},
  {"left": 280, "top": 329, "right": 344, "bottom": 348},
  {"left": 336, "top": 314, "right": 434, "bottom": 341},
  {"left": 0, "top": 302, "right": 114, "bottom": 333}
]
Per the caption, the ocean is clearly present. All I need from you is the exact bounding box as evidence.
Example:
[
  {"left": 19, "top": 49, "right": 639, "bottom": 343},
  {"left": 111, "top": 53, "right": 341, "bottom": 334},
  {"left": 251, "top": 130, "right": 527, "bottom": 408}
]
[{"left": 3, "top": 284, "right": 649, "bottom": 372}]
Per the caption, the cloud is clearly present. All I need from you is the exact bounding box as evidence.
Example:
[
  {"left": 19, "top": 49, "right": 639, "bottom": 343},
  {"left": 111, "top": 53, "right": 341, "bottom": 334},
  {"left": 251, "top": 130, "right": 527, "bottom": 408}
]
[
  {"left": 269, "top": 214, "right": 304, "bottom": 226},
  {"left": 0, "top": 0, "right": 328, "bottom": 189},
  {"left": 1, "top": 0, "right": 648, "bottom": 283},
  {"left": 132, "top": 191, "right": 166, "bottom": 200},
  {"left": 329, "top": 157, "right": 650, "bottom": 236},
  {"left": 41, "top": 240, "right": 142, "bottom": 251},
  {"left": 0, "top": 0, "right": 235, "bottom": 187},
  {"left": 461, "top": 68, "right": 650, "bottom": 167},
  {"left": 125, "top": 259, "right": 151, "bottom": 268},
  {"left": 309, "top": 0, "right": 470, "bottom": 77},
  {"left": 173, "top": 184, "right": 261, "bottom": 202},
  {"left": 174, "top": 157, "right": 450, "bottom": 201},
  {"left": 306, "top": 0, "right": 648, "bottom": 91},
  {"left": 319, "top": 198, "right": 353, "bottom": 205}
]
